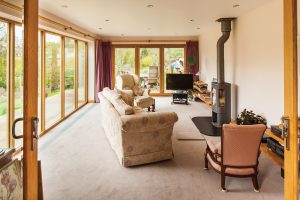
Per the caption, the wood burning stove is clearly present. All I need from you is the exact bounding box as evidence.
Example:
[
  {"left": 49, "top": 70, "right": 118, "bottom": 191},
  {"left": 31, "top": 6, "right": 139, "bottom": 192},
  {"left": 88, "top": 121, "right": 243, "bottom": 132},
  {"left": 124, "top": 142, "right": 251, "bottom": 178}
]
[
  {"left": 212, "top": 18, "right": 235, "bottom": 129},
  {"left": 212, "top": 82, "right": 231, "bottom": 128}
]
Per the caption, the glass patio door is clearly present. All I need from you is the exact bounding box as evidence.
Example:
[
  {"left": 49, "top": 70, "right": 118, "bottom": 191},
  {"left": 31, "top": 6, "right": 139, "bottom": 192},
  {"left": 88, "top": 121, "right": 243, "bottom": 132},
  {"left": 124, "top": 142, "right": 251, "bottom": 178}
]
[{"left": 139, "top": 48, "right": 160, "bottom": 93}]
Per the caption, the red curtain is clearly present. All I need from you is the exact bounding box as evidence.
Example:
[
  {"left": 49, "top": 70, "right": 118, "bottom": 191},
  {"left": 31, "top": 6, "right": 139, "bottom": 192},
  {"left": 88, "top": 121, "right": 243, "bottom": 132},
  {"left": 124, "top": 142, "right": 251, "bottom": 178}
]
[
  {"left": 95, "top": 40, "right": 112, "bottom": 102},
  {"left": 186, "top": 41, "right": 199, "bottom": 78}
]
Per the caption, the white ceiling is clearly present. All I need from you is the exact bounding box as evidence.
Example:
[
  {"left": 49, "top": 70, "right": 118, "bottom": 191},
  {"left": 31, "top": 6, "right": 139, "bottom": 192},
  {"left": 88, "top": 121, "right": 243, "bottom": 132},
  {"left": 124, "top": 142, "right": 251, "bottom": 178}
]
[{"left": 38, "top": 0, "right": 272, "bottom": 37}]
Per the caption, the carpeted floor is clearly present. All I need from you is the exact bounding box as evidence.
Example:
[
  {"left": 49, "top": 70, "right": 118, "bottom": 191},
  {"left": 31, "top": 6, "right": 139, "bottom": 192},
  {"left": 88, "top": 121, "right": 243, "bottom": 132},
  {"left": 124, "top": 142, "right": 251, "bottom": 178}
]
[{"left": 39, "top": 97, "right": 283, "bottom": 200}]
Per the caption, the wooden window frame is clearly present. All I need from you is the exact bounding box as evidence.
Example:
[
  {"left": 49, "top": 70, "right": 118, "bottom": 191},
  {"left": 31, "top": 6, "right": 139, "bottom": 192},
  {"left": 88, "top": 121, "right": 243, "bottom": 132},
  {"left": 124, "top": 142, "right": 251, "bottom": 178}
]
[{"left": 112, "top": 44, "right": 186, "bottom": 96}]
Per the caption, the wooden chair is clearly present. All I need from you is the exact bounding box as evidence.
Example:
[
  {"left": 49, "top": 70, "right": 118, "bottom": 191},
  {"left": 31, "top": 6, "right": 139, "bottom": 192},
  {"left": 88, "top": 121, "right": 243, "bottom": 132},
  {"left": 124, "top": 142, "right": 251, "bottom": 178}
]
[{"left": 204, "top": 124, "right": 266, "bottom": 192}]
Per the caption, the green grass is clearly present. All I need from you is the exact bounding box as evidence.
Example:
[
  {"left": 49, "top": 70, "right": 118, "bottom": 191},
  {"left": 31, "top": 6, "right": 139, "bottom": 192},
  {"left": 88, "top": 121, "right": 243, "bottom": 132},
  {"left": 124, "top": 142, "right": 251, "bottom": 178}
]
[
  {"left": 0, "top": 97, "right": 23, "bottom": 116},
  {"left": 47, "top": 90, "right": 60, "bottom": 97},
  {"left": 0, "top": 97, "right": 7, "bottom": 116}
]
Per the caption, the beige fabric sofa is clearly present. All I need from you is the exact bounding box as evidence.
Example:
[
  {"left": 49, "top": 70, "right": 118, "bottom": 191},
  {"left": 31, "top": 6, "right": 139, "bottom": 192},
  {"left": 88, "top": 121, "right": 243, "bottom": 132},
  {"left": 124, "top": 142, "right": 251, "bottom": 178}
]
[
  {"left": 115, "top": 74, "right": 155, "bottom": 111},
  {"left": 99, "top": 88, "right": 178, "bottom": 167}
]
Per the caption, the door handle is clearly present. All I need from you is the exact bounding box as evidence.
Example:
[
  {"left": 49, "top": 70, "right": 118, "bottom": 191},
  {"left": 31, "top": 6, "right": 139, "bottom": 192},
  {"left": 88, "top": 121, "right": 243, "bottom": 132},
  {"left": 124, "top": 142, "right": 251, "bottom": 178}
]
[
  {"left": 12, "top": 117, "right": 39, "bottom": 150},
  {"left": 31, "top": 117, "right": 39, "bottom": 150},
  {"left": 281, "top": 116, "right": 290, "bottom": 150},
  {"left": 12, "top": 118, "right": 24, "bottom": 139}
]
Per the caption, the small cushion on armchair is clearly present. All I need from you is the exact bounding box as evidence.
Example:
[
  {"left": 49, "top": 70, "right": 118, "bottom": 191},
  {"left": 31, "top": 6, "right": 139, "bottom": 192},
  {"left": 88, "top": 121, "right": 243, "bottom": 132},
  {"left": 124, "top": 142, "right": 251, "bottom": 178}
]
[
  {"left": 115, "top": 88, "right": 134, "bottom": 106},
  {"left": 132, "top": 85, "right": 145, "bottom": 96}
]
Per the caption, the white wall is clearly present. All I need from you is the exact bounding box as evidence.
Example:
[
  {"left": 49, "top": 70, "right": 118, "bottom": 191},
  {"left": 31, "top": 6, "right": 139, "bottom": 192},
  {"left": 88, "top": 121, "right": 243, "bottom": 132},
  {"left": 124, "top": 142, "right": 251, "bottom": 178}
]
[{"left": 199, "top": 0, "right": 283, "bottom": 125}]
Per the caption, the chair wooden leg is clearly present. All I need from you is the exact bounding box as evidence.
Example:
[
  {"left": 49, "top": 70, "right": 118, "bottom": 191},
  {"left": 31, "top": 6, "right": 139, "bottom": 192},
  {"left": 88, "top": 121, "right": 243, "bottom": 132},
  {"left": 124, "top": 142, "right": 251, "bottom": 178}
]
[
  {"left": 252, "top": 175, "right": 259, "bottom": 192},
  {"left": 148, "top": 107, "right": 151, "bottom": 112},
  {"left": 204, "top": 153, "right": 208, "bottom": 170},
  {"left": 221, "top": 168, "right": 227, "bottom": 192},
  {"left": 152, "top": 100, "right": 155, "bottom": 112}
]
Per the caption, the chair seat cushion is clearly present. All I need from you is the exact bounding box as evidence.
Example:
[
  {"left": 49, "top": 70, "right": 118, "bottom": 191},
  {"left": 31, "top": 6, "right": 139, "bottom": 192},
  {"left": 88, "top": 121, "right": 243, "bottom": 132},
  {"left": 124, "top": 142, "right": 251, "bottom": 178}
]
[
  {"left": 207, "top": 153, "right": 255, "bottom": 176},
  {"left": 134, "top": 96, "right": 154, "bottom": 108}
]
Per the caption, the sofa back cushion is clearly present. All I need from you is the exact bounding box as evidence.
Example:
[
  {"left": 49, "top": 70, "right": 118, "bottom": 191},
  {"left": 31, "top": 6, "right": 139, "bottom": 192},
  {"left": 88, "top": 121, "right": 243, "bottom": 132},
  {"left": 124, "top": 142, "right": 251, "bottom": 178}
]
[{"left": 102, "top": 88, "right": 133, "bottom": 115}]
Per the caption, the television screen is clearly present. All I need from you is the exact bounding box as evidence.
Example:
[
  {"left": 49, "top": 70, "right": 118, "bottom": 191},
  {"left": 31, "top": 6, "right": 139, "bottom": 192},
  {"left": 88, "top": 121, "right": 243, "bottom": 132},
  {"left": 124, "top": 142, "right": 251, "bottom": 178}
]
[{"left": 166, "top": 74, "right": 193, "bottom": 90}]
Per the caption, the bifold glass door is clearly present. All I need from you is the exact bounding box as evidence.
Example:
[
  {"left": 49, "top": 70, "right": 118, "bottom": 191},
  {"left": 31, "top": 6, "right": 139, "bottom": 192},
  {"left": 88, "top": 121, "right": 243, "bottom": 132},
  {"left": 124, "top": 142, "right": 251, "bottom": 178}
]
[
  {"left": 45, "top": 33, "right": 62, "bottom": 129},
  {"left": 0, "top": 21, "right": 9, "bottom": 148},
  {"left": 139, "top": 48, "right": 160, "bottom": 93},
  {"left": 64, "top": 38, "right": 76, "bottom": 115},
  {"left": 164, "top": 48, "right": 185, "bottom": 93},
  {"left": 14, "top": 25, "right": 24, "bottom": 148},
  {"left": 0, "top": 19, "right": 88, "bottom": 149},
  {"left": 114, "top": 48, "right": 136, "bottom": 77}
]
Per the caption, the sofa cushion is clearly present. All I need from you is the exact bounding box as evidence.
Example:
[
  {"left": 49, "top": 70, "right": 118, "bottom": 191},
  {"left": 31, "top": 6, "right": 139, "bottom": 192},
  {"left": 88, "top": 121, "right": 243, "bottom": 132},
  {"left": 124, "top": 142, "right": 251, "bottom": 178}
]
[
  {"left": 102, "top": 87, "right": 133, "bottom": 115},
  {"left": 114, "top": 98, "right": 134, "bottom": 115},
  {"left": 103, "top": 87, "right": 120, "bottom": 101},
  {"left": 115, "top": 88, "right": 134, "bottom": 106}
]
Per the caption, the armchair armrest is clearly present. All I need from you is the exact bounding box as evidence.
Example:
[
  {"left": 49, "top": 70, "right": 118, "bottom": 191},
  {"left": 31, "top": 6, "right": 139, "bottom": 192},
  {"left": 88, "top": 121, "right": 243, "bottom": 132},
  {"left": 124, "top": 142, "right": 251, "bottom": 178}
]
[{"left": 121, "top": 112, "right": 178, "bottom": 133}]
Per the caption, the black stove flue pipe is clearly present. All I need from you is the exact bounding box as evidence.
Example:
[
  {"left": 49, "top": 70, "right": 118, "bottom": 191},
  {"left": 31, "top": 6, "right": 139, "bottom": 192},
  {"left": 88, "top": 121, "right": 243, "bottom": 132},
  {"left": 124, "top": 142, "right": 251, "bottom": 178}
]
[{"left": 216, "top": 18, "right": 236, "bottom": 83}]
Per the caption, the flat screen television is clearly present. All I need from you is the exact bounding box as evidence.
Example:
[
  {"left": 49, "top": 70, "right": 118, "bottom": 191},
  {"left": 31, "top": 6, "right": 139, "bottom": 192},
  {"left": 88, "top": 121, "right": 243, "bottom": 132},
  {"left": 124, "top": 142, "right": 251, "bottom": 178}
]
[{"left": 166, "top": 74, "right": 193, "bottom": 90}]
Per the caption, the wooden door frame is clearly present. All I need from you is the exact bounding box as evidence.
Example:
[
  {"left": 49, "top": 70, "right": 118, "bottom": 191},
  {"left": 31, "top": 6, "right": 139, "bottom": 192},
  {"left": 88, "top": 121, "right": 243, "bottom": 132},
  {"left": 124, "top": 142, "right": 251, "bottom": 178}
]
[
  {"left": 284, "top": 0, "right": 298, "bottom": 199},
  {"left": 23, "top": 0, "right": 39, "bottom": 199}
]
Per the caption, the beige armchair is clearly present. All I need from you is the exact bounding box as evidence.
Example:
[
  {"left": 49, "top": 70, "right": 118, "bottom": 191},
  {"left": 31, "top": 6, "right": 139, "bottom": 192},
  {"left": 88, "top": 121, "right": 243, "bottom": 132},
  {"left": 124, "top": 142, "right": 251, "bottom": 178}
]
[
  {"left": 115, "top": 74, "right": 155, "bottom": 111},
  {"left": 204, "top": 124, "right": 266, "bottom": 192}
]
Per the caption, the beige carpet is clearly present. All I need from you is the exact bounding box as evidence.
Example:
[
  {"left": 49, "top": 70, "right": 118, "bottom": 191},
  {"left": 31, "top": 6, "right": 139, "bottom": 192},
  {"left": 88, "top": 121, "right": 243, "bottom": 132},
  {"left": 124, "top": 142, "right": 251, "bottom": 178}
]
[{"left": 39, "top": 97, "right": 283, "bottom": 200}]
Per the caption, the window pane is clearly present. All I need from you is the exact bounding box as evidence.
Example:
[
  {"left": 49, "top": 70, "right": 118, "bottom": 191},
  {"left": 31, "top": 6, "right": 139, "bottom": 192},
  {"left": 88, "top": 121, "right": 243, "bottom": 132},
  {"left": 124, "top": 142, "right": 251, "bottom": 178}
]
[
  {"left": 78, "top": 41, "right": 86, "bottom": 107},
  {"left": 0, "top": 22, "right": 8, "bottom": 148},
  {"left": 14, "top": 25, "right": 24, "bottom": 148},
  {"left": 45, "top": 33, "right": 61, "bottom": 128},
  {"left": 164, "top": 48, "right": 185, "bottom": 92},
  {"left": 115, "top": 48, "right": 135, "bottom": 78},
  {"left": 139, "top": 48, "right": 160, "bottom": 93},
  {"left": 65, "top": 38, "right": 75, "bottom": 115}
]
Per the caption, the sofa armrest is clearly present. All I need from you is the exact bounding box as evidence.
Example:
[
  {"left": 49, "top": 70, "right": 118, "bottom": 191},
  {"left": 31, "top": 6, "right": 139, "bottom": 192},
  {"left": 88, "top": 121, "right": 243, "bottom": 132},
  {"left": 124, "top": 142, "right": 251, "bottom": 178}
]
[{"left": 121, "top": 112, "right": 178, "bottom": 133}]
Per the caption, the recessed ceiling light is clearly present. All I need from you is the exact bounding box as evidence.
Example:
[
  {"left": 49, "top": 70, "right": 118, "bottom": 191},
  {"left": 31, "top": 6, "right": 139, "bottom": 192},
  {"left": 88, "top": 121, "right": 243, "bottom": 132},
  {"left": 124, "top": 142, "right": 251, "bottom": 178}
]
[
  {"left": 98, "top": 27, "right": 102, "bottom": 30},
  {"left": 61, "top": 5, "right": 68, "bottom": 8},
  {"left": 105, "top": 19, "right": 110, "bottom": 22},
  {"left": 147, "top": 4, "right": 154, "bottom": 8},
  {"left": 233, "top": 4, "right": 240, "bottom": 8},
  {"left": 190, "top": 19, "right": 195, "bottom": 22}
]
